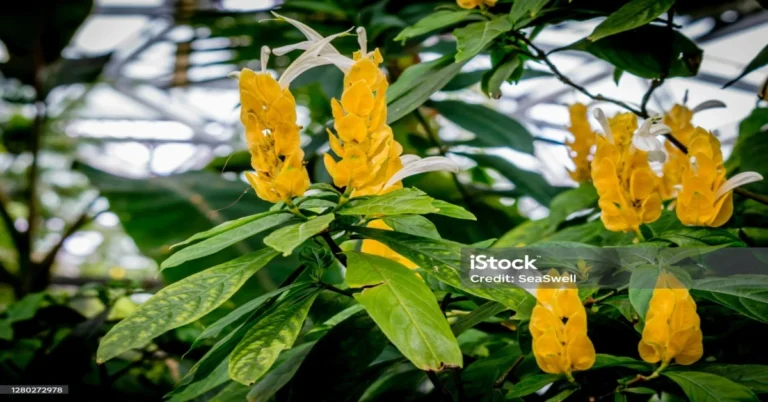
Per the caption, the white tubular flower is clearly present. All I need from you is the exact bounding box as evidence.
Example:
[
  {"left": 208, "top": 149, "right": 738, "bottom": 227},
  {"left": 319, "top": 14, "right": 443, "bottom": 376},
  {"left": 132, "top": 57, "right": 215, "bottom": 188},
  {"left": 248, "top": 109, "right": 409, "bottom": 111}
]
[
  {"left": 632, "top": 115, "right": 670, "bottom": 163},
  {"left": 384, "top": 156, "right": 459, "bottom": 188},
  {"left": 715, "top": 172, "right": 764, "bottom": 199},
  {"left": 277, "top": 28, "right": 353, "bottom": 88},
  {"left": 593, "top": 108, "right": 614, "bottom": 143}
]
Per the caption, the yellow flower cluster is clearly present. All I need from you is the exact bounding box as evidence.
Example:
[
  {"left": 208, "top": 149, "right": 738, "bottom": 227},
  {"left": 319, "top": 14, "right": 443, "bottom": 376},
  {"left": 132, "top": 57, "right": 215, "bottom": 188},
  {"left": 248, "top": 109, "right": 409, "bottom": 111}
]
[
  {"left": 529, "top": 270, "right": 595, "bottom": 376},
  {"left": 638, "top": 271, "right": 703, "bottom": 366},
  {"left": 591, "top": 113, "right": 662, "bottom": 233},
  {"left": 660, "top": 104, "right": 694, "bottom": 199},
  {"left": 566, "top": 103, "right": 596, "bottom": 183},
  {"left": 676, "top": 128, "right": 733, "bottom": 227},
  {"left": 323, "top": 49, "right": 405, "bottom": 197},
  {"left": 238, "top": 68, "right": 310, "bottom": 203},
  {"left": 457, "top": 0, "right": 497, "bottom": 9}
]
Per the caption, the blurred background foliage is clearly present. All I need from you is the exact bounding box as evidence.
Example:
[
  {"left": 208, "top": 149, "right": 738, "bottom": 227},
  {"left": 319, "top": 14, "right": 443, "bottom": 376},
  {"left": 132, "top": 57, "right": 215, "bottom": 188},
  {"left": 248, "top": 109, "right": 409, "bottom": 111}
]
[{"left": 1, "top": 0, "right": 768, "bottom": 400}]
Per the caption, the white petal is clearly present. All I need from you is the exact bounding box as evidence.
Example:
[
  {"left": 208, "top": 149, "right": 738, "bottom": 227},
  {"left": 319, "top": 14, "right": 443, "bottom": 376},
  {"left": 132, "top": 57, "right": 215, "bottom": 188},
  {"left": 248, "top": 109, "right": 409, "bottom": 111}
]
[
  {"left": 272, "top": 41, "right": 312, "bottom": 56},
  {"left": 278, "top": 29, "right": 353, "bottom": 88},
  {"left": 692, "top": 100, "right": 727, "bottom": 114},
  {"left": 647, "top": 150, "right": 667, "bottom": 163},
  {"left": 227, "top": 71, "right": 241, "bottom": 80},
  {"left": 716, "top": 172, "right": 764, "bottom": 199},
  {"left": 593, "top": 108, "right": 613, "bottom": 142},
  {"left": 632, "top": 133, "right": 663, "bottom": 152},
  {"left": 260, "top": 46, "right": 270, "bottom": 72},
  {"left": 271, "top": 12, "right": 340, "bottom": 55},
  {"left": 400, "top": 154, "right": 421, "bottom": 166},
  {"left": 385, "top": 156, "right": 458, "bottom": 188},
  {"left": 649, "top": 124, "right": 671, "bottom": 136},
  {"left": 356, "top": 27, "right": 367, "bottom": 56},
  {"left": 322, "top": 54, "right": 355, "bottom": 73}
]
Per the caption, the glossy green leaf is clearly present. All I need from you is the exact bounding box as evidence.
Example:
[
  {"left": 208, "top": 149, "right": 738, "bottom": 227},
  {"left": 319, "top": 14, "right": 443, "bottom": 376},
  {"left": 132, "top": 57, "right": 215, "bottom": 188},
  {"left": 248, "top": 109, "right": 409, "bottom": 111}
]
[
  {"left": 431, "top": 199, "right": 477, "bottom": 220},
  {"left": 506, "top": 373, "right": 561, "bottom": 398},
  {"left": 192, "top": 282, "right": 312, "bottom": 347},
  {"left": 663, "top": 371, "right": 759, "bottom": 402},
  {"left": 264, "top": 213, "right": 335, "bottom": 256},
  {"left": 435, "top": 101, "right": 534, "bottom": 154},
  {"left": 508, "top": 0, "right": 549, "bottom": 28},
  {"left": 460, "top": 153, "right": 561, "bottom": 205},
  {"left": 395, "top": 10, "right": 473, "bottom": 42},
  {"left": 454, "top": 17, "right": 512, "bottom": 62},
  {"left": 96, "top": 248, "right": 280, "bottom": 363},
  {"left": 724, "top": 44, "right": 768, "bottom": 88},
  {"left": 658, "top": 228, "right": 746, "bottom": 247},
  {"left": 170, "top": 210, "right": 282, "bottom": 249},
  {"left": 247, "top": 342, "right": 315, "bottom": 402},
  {"left": 346, "top": 251, "right": 462, "bottom": 370},
  {"left": 692, "top": 275, "right": 768, "bottom": 323},
  {"left": 339, "top": 188, "right": 437, "bottom": 217},
  {"left": 382, "top": 215, "right": 440, "bottom": 239},
  {"left": 167, "top": 359, "right": 229, "bottom": 402},
  {"left": 484, "top": 56, "right": 520, "bottom": 99},
  {"left": 229, "top": 291, "right": 319, "bottom": 385},
  {"left": 689, "top": 364, "right": 768, "bottom": 393},
  {"left": 208, "top": 382, "right": 249, "bottom": 402},
  {"left": 347, "top": 226, "right": 534, "bottom": 310},
  {"left": 588, "top": 0, "right": 675, "bottom": 42},
  {"left": 451, "top": 301, "right": 508, "bottom": 336},
  {"left": 461, "top": 344, "right": 521, "bottom": 399},
  {"left": 162, "top": 213, "right": 294, "bottom": 270},
  {"left": 592, "top": 354, "right": 653, "bottom": 371},
  {"left": 563, "top": 25, "right": 702, "bottom": 79},
  {"left": 628, "top": 265, "right": 660, "bottom": 322},
  {"left": 444, "top": 69, "right": 487, "bottom": 91},
  {"left": 546, "top": 389, "right": 575, "bottom": 402},
  {"left": 387, "top": 54, "right": 467, "bottom": 124}
]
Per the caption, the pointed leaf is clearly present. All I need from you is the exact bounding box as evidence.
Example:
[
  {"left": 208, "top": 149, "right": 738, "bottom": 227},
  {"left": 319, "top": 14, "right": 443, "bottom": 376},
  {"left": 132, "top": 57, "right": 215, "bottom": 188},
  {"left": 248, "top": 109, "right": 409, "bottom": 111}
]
[
  {"left": 435, "top": 100, "right": 535, "bottom": 154},
  {"left": 383, "top": 215, "right": 441, "bottom": 239},
  {"left": 692, "top": 275, "right": 768, "bottom": 323},
  {"left": 588, "top": 0, "right": 675, "bottom": 42},
  {"left": 171, "top": 210, "right": 283, "bottom": 249},
  {"left": 264, "top": 214, "right": 335, "bottom": 256},
  {"left": 229, "top": 291, "right": 319, "bottom": 385},
  {"left": 431, "top": 199, "right": 476, "bottom": 220},
  {"left": 395, "top": 10, "right": 473, "bottom": 42},
  {"left": 339, "top": 188, "right": 437, "bottom": 216},
  {"left": 97, "top": 248, "right": 280, "bottom": 363},
  {"left": 454, "top": 17, "right": 512, "bottom": 62},
  {"left": 246, "top": 342, "right": 315, "bottom": 402},
  {"left": 724, "top": 43, "right": 768, "bottom": 88},
  {"left": 346, "top": 251, "right": 462, "bottom": 370},
  {"left": 663, "top": 371, "right": 759, "bottom": 402}
]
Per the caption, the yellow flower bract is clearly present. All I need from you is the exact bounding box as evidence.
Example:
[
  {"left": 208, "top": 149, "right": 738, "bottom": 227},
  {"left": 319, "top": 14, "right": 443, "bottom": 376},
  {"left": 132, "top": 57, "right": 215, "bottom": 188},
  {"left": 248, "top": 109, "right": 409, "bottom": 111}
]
[
  {"left": 566, "top": 103, "right": 596, "bottom": 183},
  {"left": 324, "top": 49, "right": 405, "bottom": 197},
  {"left": 638, "top": 271, "right": 703, "bottom": 365},
  {"left": 660, "top": 104, "right": 694, "bottom": 200},
  {"left": 529, "top": 270, "right": 596, "bottom": 375},
  {"left": 239, "top": 69, "right": 310, "bottom": 203},
  {"left": 457, "top": 0, "right": 497, "bottom": 9},
  {"left": 591, "top": 113, "right": 662, "bottom": 233},
  {"left": 676, "top": 127, "right": 733, "bottom": 227}
]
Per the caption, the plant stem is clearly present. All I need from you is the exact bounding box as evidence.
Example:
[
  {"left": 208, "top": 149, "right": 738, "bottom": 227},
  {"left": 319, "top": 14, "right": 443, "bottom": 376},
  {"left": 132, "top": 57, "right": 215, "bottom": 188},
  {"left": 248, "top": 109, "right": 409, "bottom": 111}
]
[
  {"left": 634, "top": 228, "right": 645, "bottom": 242},
  {"left": 321, "top": 231, "right": 347, "bottom": 266},
  {"left": 322, "top": 284, "right": 355, "bottom": 298},
  {"left": 426, "top": 371, "right": 453, "bottom": 402}
]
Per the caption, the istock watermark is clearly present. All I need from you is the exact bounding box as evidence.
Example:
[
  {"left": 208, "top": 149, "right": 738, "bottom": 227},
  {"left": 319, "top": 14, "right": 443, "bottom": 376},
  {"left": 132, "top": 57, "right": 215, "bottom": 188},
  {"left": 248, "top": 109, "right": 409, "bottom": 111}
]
[{"left": 466, "top": 252, "right": 578, "bottom": 285}]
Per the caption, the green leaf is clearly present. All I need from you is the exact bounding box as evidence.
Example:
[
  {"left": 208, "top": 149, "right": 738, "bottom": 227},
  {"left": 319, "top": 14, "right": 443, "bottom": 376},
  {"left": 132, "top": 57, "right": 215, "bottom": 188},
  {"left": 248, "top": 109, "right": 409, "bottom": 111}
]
[
  {"left": 434, "top": 101, "right": 534, "bottom": 154},
  {"left": 663, "top": 371, "right": 759, "bottom": 402},
  {"left": 229, "top": 290, "right": 319, "bottom": 385},
  {"left": 6, "top": 292, "right": 47, "bottom": 323},
  {"left": 452, "top": 301, "right": 508, "bottom": 336},
  {"left": 288, "top": 311, "right": 390, "bottom": 400},
  {"left": 549, "top": 184, "right": 598, "bottom": 221},
  {"left": 461, "top": 344, "right": 522, "bottom": 399},
  {"left": 692, "top": 275, "right": 768, "bottom": 323},
  {"left": 96, "top": 248, "right": 280, "bottom": 363},
  {"left": 0, "top": 320, "right": 12, "bottom": 341},
  {"left": 628, "top": 265, "right": 660, "bottom": 322},
  {"left": 395, "top": 10, "right": 473, "bottom": 42},
  {"left": 588, "top": 0, "right": 675, "bottom": 42},
  {"left": 495, "top": 219, "right": 557, "bottom": 248},
  {"left": 562, "top": 25, "right": 702, "bottom": 79},
  {"left": 546, "top": 389, "right": 575, "bottom": 402},
  {"left": 346, "top": 251, "right": 462, "bottom": 370},
  {"left": 208, "top": 382, "right": 249, "bottom": 402},
  {"left": 508, "top": 0, "right": 549, "bottom": 28},
  {"left": 347, "top": 227, "right": 534, "bottom": 310},
  {"left": 339, "top": 188, "right": 437, "bottom": 217},
  {"left": 171, "top": 210, "right": 283, "bottom": 249},
  {"left": 383, "top": 215, "right": 440, "bottom": 239},
  {"left": 460, "top": 153, "right": 560, "bottom": 205},
  {"left": 613, "top": 67, "right": 624, "bottom": 85},
  {"left": 658, "top": 228, "right": 746, "bottom": 247},
  {"left": 387, "top": 54, "right": 467, "bottom": 124},
  {"left": 246, "top": 342, "right": 315, "bottom": 402},
  {"left": 689, "top": 364, "right": 768, "bottom": 393},
  {"left": 592, "top": 354, "right": 653, "bottom": 371},
  {"left": 192, "top": 282, "right": 312, "bottom": 348},
  {"left": 444, "top": 69, "right": 487, "bottom": 91},
  {"left": 506, "top": 373, "right": 561, "bottom": 398},
  {"left": 431, "top": 199, "right": 477, "bottom": 220},
  {"left": 263, "top": 214, "right": 335, "bottom": 256},
  {"left": 724, "top": 44, "right": 768, "bottom": 88},
  {"left": 167, "top": 359, "right": 229, "bottom": 402},
  {"left": 161, "top": 213, "right": 295, "bottom": 270},
  {"left": 484, "top": 56, "right": 521, "bottom": 99},
  {"left": 454, "top": 17, "right": 513, "bottom": 62}
]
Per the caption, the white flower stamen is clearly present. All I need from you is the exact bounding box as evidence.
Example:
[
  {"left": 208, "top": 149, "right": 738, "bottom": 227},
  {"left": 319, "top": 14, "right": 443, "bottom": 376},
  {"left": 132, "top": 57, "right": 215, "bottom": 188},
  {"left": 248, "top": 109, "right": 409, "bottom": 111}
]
[
  {"left": 260, "top": 46, "right": 270, "bottom": 72},
  {"left": 356, "top": 27, "right": 368, "bottom": 56},
  {"left": 716, "top": 172, "right": 764, "bottom": 200},
  {"left": 384, "top": 156, "right": 459, "bottom": 189},
  {"left": 593, "top": 108, "right": 613, "bottom": 143}
]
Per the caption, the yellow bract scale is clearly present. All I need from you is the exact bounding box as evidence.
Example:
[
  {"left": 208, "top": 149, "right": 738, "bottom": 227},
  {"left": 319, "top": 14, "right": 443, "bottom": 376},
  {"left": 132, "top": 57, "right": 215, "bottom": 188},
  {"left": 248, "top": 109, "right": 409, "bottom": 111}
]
[
  {"left": 661, "top": 104, "right": 695, "bottom": 199},
  {"left": 566, "top": 103, "right": 596, "bottom": 183},
  {"left": 456, "top": 0, "right": 497, "bottom": 9},
  {"left": 591, "top": 113, "right": 662, "bottom": 233},
  {"left": 528, "top": 269, "right": 595, "bottom": 376},
  {"left": 676, "top": 128, "right": 732, "bottom": 227},
  {"left": 638, "top": 271, "right": 703, "bottom": 366},
  {"left": 239, "top": 69, "right": 310, "bottom": 203}
]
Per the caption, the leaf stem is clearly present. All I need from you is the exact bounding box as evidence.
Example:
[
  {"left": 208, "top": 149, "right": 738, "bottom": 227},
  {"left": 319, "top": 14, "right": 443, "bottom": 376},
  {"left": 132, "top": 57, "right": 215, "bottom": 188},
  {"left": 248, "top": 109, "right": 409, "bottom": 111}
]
[
  {"left": 320, "top": 231, "right": 347, "bottom": 266},
  {"left": 426, "top": 371, "right": 453, "bottom": 402}
]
